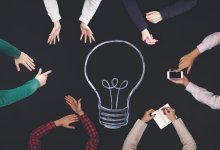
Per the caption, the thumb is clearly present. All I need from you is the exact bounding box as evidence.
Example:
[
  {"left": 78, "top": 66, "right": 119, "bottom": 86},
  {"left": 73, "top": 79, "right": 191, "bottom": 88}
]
[
  {"left": 37, "top": 68, "right": 42, "bottom": 76},
  {"left": 15, "top": 62, "right": 20, "bottom": 71},
  {"left": 78, "top": 98, "right": 82, "bottom": 105},
  {"left": 66, "top": 125, "right": 75, "bottom": 129},
  {"left": 187, "top": 66, "right": 192, "bottom": 74},
  {"left": 146, "top": 11, "right": 153, "bottom": 15}
]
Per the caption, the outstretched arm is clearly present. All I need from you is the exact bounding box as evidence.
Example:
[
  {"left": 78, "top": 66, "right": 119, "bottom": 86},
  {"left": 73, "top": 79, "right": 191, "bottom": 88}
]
[
  {"left": 0, "top": 69, "right": 52, "bottom": 107},
  {"left": 79, "top": 0, "right": 102, "bottom": 25},
  {"left": 122, "top": 0, "right": 158, "bottom": 45},
  {"left": 122, "top": 109, "right": 155, "bottom": 150},
  {"left": 43, "top": 0, "right": 61, "bottom": 23},
  {"left": 159, "top": 0, "right": 197, "bottom": 20},
  {"left": 197, "top": 32, "right": 220, "bottom": 53},
  {"left": 0, "top": 79, "right": 40, "bottom": 107},
  {"left": 43, "top": 0, "right": 61, "bottom": 45},
  {"left": 79, "top": 0, "right": 102, "bottom": 44},
  {"left": 163, "top": 107, "right": 197, "bottom": 150},
  {"left": 80, "top": 114, "right": 99, "bottom": 150},
  {"left": 29, "top": 121, "right": 57, "bottom": 150},
  {"left": 0, "top": 38, "right": 35, "bottom": 71},
  {"left": 0, "top": 38, "right": 21, "bottom": 58},
  {"left": 173, "top": 118, "right": 197, "bottom": 150},
  {"left": 186, "top": 82, "right": 220, "bottom": 109},
  {"left": 65, "top": 95, "right": 99, "bottom": 149},
  {"left": 29, "top": 114, "right": 78, "bottom": 150},
  {"left": 122, "top": 0, "right": 148, "bottom": 31}
]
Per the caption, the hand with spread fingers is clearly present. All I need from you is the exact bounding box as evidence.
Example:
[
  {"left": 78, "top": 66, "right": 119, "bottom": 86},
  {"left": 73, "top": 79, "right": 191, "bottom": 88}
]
[
  {"left": 47, "top": 21, "right": 61, "bottom": 45},
  {"left": 177, "top": 48, "right": 200, "bottom": 74},
  {"left": 80, "top": 22, "right": 95, "bottom": 44},
  {"left": 54, "top": 114, "right": 79, "bottom": 129},
  {"left": 15, "top": 52, "right": 35, "bottom": 71},
  {"left": 141, "top": 29, "right": 158, "bottom": 45},
  {"left": 146, "top": 11, "right": 162, "bottom": 24},
  {"left": 162, "top": 107, "right": 177, "bottom": 122},
  {"left": 35, "top": 68, "right": 52, "bottom": 87},
  {"left": 65, "top": 95, "right": 85, "bottom": 116},
  {"left": 141, "top": 109, "right": 156, "bottom": 123}
]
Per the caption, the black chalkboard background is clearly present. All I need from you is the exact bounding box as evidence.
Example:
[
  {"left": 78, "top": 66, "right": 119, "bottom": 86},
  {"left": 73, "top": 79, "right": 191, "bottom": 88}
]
[{"left": 0, "top": 0, "right": 220, "bottom": 149}]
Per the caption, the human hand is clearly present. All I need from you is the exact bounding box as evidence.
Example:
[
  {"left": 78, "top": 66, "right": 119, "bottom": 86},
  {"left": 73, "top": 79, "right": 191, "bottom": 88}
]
[
  {"left": 162, "top": 107, "right": 177, "bottom": 122},
  {"left": 141, "top": 109, "right": 156, "bottom": 123},
  {"left": 168, "top": 70, "right": 189, "bottom": 87},
  {"left": 65, "top": 95, "right": 84, "bottom": 116},
  {"left": 80, "top": 22, "right": 95, "bottom": 44},
  {"left": 15, "top": 52, "right": 35, "bottom": 71},
  {"left": 35, "top": 68, "right": 52, "bottom": 87},
  {"left": 146, "top": 11, "right": 162, "bottom": 24},
  {"left": 54, "top": 114, "right": 79, "bottom": 129},
  {"left": 141, "top": 29, "right": 158, "bottom": 45},
  {"left": 47, "top": 21, "right": 61, "bottom": 45},
  {"left": 178, "top": 48, "right": 200, "bottom": 74}
]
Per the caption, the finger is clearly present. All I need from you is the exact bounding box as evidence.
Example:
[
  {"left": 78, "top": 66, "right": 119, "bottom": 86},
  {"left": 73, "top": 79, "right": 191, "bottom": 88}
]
[
  {"left": 187, "top": 66, "right": 192, "bottom": 74},
  {"left": 66, "top": 125, "right": 76, "bottom": 129},
  {"left": 57, "top": 35, "right": 60, "bottom": 42},
  {"left": 53, "top": 36, "right": 56, "bottom": 45},
  {"left": 91, "top": 34, "right": 95, "bottom": 42},
  {"left": 179, "top": 58, "right": 185, "bottom": 64},
  {"left": 15, "top": 63, "right": 20, "bottom": 71},
  {"left": 78, "top": 98, "right": 82, "bottom": 105},
  {"left": 180, "top": 56, "right": 185, "bottom": 61},
  {"left": 68, "top": 115, "right": 78, "bottom": 120},
  {"left": 47, "top": 35, "right": 52, "bottom": 44},
  {"left": 65, "top": 96, "right": 73, "bottom": 103},
  {"left": 84, "top": 35, "right": 87, "bottom": 43},
  {"left": 70, "top": 114, "right": 78, "bottom": 118},
  {"left": 42, "top": 70, "right": 52, "bottom": 76},
  {"left": 48, "top": 34, "right": 53, "bottom": 44},
  {"left": 26, "top": 61, "right": 35, "bottom": 70},
  {"left": 66, "top": 95, "right": 75, "bottom": 101},
  {"left": 28, "top": 56, "right": 34, "bottom": 62},
  {"left": 49, "top": 35, "right": 55, "bottom": 45},
  {"left": 37, "top": 68, "right": 42, "bottom": 75},
  {"left": 149, "top": 109, "right": 155, "bottom": 113},
  {"left": 24, "top": 63, "right": 32, "bottom": 71},
  {"left": 177, "top": 67, "right": 183, "bottom": 72},
  {"left": 146, "top": 11, "right": 154, "bottom": 15},
  {"left": 80, "top": 34, "right": 83, "bottom": 41},
  {"left": 89, "top": 36, "right": 92, "bottom": 44},
  {"left": 178, "top": 64, "right": 185, "bottom": 70},
  {"left": 66, "top": 101, "right": 73, "bottom": 107},
  {"left": 28, "top": 59, "right": 35, "bottom": 67},
  {"left": 69, "top": 116, "right": 79, "bottom": 121}
]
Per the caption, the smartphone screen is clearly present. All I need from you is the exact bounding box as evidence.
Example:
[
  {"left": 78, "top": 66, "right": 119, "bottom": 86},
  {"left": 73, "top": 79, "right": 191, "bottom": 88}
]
[{"left": 168, "top": 71, "right": 183, "bottom": 78}]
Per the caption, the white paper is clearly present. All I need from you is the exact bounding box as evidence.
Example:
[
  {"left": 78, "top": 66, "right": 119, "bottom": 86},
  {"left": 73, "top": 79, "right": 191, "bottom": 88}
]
[{"left": 152, "top": 103, "right": 174, "bottom": 129}]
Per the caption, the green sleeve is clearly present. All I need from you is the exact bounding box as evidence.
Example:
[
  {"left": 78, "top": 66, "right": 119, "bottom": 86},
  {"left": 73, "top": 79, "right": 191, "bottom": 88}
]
[
  {"left": 0, "top": 38, "right": 21, "bottom": 59},
  {"left": 0, "top": 79, "right": 41, "bottom": 107}
]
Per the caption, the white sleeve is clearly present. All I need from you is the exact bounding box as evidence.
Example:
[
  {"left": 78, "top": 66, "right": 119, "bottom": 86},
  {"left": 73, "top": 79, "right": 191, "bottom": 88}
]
[
  {"left": 43, "top": 0, "right": 61, "bottom": 22},
  {"left": 79, "top": 0, "right": 102, "bottom": 25},
  {"left": 197, "top": 32, "right": 220, "bottom": 53},
  {"left": 172, "top": 118, "right": 197, "bottom": 150},
  {"left": 122, "top": 119, "right": 148, "bottom": 150},
  {"left": 186, "top": 82, "right": 220, "bottom": 109}
]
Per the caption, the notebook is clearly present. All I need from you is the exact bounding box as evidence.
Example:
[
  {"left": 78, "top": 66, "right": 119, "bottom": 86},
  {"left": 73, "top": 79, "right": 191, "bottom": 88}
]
[{"left": 151, "top": 103, "right": 176, "bottom": 129}]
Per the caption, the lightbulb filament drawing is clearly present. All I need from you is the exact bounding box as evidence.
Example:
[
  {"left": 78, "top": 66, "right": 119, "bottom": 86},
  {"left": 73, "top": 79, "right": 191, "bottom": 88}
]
[
  {"left": 102, "top": 78, "right": 128, "bottom": 109},
  {"left": 84, "top": 40, "right": 145, "bottom": 129}
]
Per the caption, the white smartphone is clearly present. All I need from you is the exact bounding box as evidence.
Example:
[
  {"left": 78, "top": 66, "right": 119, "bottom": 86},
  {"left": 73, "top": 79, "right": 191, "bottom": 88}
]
[{"left": 167, "top": 71, "right": 183, "bottom": 79}]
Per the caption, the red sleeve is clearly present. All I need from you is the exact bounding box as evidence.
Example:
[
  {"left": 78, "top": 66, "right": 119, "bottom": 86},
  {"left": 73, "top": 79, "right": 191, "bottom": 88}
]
[
  {"left": 80, "top": 114, "right": 100, "bottom": 150},
  {"left": 29, "top": 121, "right": 57, "bottom": 150}
]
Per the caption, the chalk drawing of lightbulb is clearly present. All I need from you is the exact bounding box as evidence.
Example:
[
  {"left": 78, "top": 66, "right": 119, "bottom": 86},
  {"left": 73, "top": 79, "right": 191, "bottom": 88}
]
[{"left": 84, "top": 40, "right": 145, "bottom": 129}]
